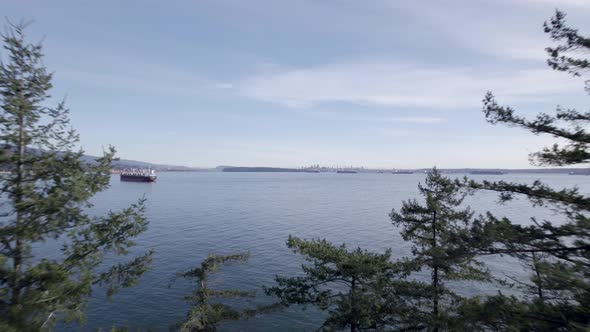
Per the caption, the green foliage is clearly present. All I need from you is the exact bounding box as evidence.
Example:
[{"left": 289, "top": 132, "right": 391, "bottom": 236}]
[
  {"left": 266, "top": 236, "right": 427, "bottom": 332},
  {"left": 96, "top": 326, "right": 156, "bottom": 332},
  {"left": 179, "top": 252, "right": 277, "bottom": 332},
  {"left": 390, "top": 167, "right": 490, "bottom": 331},
  {"left": 484, "top": 10, "right": 590, "bottom": 167},
  {"left": 483, "top": 92, "right": 590, "bottom": 166},
  {"left": 467, "top": 9, "right": 590, "bottom": 331},
  {"left": 544, "top": 10, "right": 590, "bottom": 87},
  {"left": 0, "top": 22, "right": 152, "bottom": 330}
]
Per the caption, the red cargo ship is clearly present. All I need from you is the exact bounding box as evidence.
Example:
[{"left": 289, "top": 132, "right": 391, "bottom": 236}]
[{"left": 120, "top": 167, "right": 157, "bottom": 182}]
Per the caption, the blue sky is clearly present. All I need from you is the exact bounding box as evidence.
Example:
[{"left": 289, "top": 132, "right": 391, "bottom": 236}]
[{"left": 2, "top": 0, "right": 589, "bottom": 168}]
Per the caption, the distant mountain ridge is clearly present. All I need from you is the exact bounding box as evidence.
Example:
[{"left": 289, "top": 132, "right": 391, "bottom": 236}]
[
  {"left": 222, "top": 166, "right": 314, "bottom": 173},
  {"left": 0, "top": 147, "right": 196, "bottom": 171},
  {"left": 79, "top": 154, "right": 198, "bottom": 171},
  {"left": 64, "top": 153, "right": 590, "bottom": 174},
  {"left": 217, "top": 166, "right": 589, "bottom": 174}
]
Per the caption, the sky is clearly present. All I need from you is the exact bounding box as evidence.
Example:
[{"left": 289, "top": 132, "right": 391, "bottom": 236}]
[{"left": 1, "top": 0, "right": 589, "bottom": 168}]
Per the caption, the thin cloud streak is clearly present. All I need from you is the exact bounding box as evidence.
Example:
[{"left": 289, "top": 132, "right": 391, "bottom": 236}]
[
  {"left": 237, "top": 61, "right": 584, "bottom": 109},
  {"left": 385, "top": 116, "right": 447, "bottom": 124},
  {"left": 55, "top": 55, "right": 229, "bottom": 98}
]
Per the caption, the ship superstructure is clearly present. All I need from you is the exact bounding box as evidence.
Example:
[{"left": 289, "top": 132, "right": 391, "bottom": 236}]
[{"left": 120, "top": 167, "right": 157, "bottom": 182}]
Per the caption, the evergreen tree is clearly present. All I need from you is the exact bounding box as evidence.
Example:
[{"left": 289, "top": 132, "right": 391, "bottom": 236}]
[
  {"left": 0, "top": 22, "right": 152, "bottom": 330},
  {"left": 465, "top": 10, "right": 590, "bottom": 330},
  {"left": 266, "top": 235, "right": 427, "bottom": 332},
  {"left": 390, "top": 167, "right": 490, "bottom": 331},
  {"left": 178, "top": 252, "right": 276, "bottom": 332}
]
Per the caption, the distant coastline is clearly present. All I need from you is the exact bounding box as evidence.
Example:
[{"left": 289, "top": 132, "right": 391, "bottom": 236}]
[
  {"left": 222, "top": 167, "right": 315, "bottom": 173},
  {"left": 102, "top": 155, "right": 590, "bottom": 175}
]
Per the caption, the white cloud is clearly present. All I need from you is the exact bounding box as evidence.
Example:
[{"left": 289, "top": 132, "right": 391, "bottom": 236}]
[
  {"left": 237, "top": 60, "right": 584, "bottom": 109},
  {"left": 59, "top": 68, "right": 208, "bottom": 97},
  {"left": 377, "top": 129, "right": 420, "bottom": 138},
  {"left": 55, "top": 55, "right": 223, "bottom": 98},
  {"left": 214, "top": 82, "right": 234, "bottom": 89},
  {"left": 523, "top": 0, "right": 590, "bottom": 9},
  {"left": 385, "top": 1, "right": 590, "bottom": 62},
  {"left": 385, "top": 116, "right": 447, "bottom": 124}
]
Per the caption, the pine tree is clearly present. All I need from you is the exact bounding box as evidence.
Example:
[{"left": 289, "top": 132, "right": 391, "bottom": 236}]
[
  {"left": 0, "top": 22, "right": 152, "bottom": 330},
  {"left": 390, "top": 167, "right": 490, "bottom": 331},
  {"left": 178, "top": 252, "right": 277, "bottom": 332},
  {"left": 265, "top": 235, "right": 427, "bottom": 332},
  {"left": 464, "top": 10, "right": 590, "bottom": 330}
]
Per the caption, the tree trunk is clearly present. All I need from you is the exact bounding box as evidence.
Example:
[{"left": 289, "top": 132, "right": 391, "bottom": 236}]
[
  {"left": 350, "top": 277, "right": 357, "bottom": 332},
  {"left": 201, "top": 278, "right": 208, "bottom": 330},
  {"left": 532, "top": 252, "right": 544, "bottom": 301},
  {"left": 432, "top": 210, "right": 439, "bottom": 332},
  {"left": 11, "top": 105, "right": 25, "bottom": 306}
]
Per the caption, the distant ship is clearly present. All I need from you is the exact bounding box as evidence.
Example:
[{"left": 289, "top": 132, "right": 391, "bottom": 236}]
[
  {"left": 568, "top": 170, "right": 590, "bottom": 175},
  {"left": 337, "top": 170, "right": 357, "bottom": 174},
  {"left": 469, "top": 170, "right": 504, "bottom": 175},
  {"left": 120, "top": 167, "right": 157, "bottom": 182},
  {"left": 391, "top": 170, "right": 413, "bottom": 174}
]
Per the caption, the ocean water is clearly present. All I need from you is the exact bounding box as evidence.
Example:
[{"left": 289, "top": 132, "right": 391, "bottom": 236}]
[{"left": 58, "top": 172, "right": 588, "bottom": 331}]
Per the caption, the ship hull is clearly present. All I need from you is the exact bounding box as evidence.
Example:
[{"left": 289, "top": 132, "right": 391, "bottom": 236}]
[
  {"left": 469, "top": 171, "right": 504, "bottom": 175},
  {"left": 120, "top": 175, "right": 157, "bottom": 182}
]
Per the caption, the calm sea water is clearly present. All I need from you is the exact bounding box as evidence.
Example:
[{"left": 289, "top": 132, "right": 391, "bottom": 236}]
[{"left": 58, "top": 172, "right": 588, "bottom": 331}]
